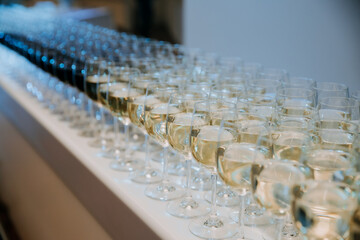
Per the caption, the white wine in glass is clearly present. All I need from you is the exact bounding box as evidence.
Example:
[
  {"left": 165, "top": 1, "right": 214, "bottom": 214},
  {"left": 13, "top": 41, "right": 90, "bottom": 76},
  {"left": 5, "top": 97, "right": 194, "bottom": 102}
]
[{"left": 292, "top": 181, "right": 357, "bottom": 239}]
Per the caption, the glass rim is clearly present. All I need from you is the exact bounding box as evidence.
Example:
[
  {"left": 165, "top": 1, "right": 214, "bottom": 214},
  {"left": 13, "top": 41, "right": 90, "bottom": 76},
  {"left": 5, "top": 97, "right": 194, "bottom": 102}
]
[{"left": 314, "top": 81, "right": 348, "bottom": 91}]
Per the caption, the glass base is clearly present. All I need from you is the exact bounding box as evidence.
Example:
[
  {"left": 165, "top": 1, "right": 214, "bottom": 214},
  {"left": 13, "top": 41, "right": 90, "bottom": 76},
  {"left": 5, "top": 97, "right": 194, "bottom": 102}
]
[
  {"left": 191, "top": 170, "right": 212, "bottom": 191},
  {"left": 189, "top": 214, "right": 238, "bottom": 239},
  {"left": 166, "top": 196, "right": 210, "bottom": 219},
  {"left": 78, "top": 127, "right": 100, "bottom": 138},
  {"left": 51, "top": 107, "right": 64, "bottom": 115},
  {"left": 230, "top": 204, "right": 273, "bottom": 226},
  {"left": 101, "top": 146, "right": 126, "bottom": 159},
  {"left": 205, "top": 187, "right": 239, "bottom": 207},
  {"left": 226, "top": 226, "right": 267, "bottom": 240},
  {"left": 130, "top": 167, "right": 162, "bottom": 184},
  {"left": 69, "top": 114, "right": 89, "bottom": 129},
  {"left": 59, "top": 114, "right": 74, "bottom": 122},
  {"left": 151, "top": 150, "right": 179, "bottom": 163},
  {"left": 110, "top": 159, "right": 143, "bottom": 172},
  {"left": 145, "top": 181, "right": 185, "bottom": 201},
  {"left": 88, "top": 137, "right": 113, "bottom": 149},
  {"left": 281, "top": 222, "right": 302, "bottom": 240}
]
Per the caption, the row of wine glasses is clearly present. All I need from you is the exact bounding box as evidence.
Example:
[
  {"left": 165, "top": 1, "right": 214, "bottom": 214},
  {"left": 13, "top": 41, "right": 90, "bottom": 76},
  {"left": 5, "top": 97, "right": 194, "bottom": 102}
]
[{"left": 1, "top": 5, "right": 359, "bottom": 240}]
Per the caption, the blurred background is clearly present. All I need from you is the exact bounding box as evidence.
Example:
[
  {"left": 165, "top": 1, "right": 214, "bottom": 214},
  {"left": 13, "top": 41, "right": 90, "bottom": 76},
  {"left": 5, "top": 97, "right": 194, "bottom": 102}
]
[{"left": 0, "top": 0, "right": 359, "bottom": 88}]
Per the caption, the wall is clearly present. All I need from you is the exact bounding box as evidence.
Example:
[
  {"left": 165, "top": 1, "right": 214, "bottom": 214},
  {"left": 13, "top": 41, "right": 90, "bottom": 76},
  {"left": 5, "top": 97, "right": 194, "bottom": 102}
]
[{"left": 183, "top": 0, "right": 360, "bottom": 92}]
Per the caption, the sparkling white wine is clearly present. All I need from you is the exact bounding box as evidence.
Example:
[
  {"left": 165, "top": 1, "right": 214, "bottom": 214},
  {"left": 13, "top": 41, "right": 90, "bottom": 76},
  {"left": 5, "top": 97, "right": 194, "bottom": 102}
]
[
  {"left": 249, "top": 106, "right": 273, "bottom": 120},
  {"left": 272, "top": 131, "right": 308, "bottom": 161},
  {"left": 210, "top": 111, "right": 238, "bottom": 126},
  {"left": 133, "top": 81, "right": 150, "bottom": 94},
  {"left": 319, "top": 109, "right": 350, "bottom": 121},
  {"left": 218, "top": 143, "right": 265, "bottom": 195},
  {"left": 145, "top": 104, "right": 181, "bottom": 146},
  {"left": 108, "top": 88, "right": 141, "bottom": 123},
  {"left": 292, "top": 182, "right": 357, "bottom": 239},
  {"left": 252, "top": 161, "right": 309, "bottom": 216},
  {"left": 168, "top": 112, "right": 206, "bottom": 156},
  {"left": 277, "top": 99, "right": 314, "bottom": 118},
  {"left": 318, "top": 129, "right": 354, "bottom": 150},
  {"left": 128, "top": 95, "right": 161, "bottom": 129},
  {"left": 191, "top": 125, "right": 235, "bottom": 168},
  {"left": 238, "top": 119, "right": 267, "bottom": 145},
  {"left": 275, "top": 117, "right": 310, "bottom": 131},
  {"left": 98, "top": 83, "right": 108, "bottom": 106},
  {"left": 305, "top": 149, "right": 353, "bottom": 181},
  {"left": 85, "top": 75, "right": 108, "bottom": 101}
]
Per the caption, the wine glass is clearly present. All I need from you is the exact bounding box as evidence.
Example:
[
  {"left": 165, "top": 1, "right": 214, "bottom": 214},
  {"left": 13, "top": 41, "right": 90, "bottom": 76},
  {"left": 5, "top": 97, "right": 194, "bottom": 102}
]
[
  {"left": 78, "top": 56, "right": 102, "bottom": 138},
  {"left": 129, "top": 79, "right": 165, "bottom": 184},
  {"left": 257, "top": 68, "right": 289, "bottom": 82},
  {"left": 302, "top": 119, "right": 359, "bottom": 185},
  {"left": 292, "top": 180, "right": 357, "bottom": 239},
  {"left": 86, "top": 58, "right": 113, "bottom": 152},
  {"left": 144, "top": 84, "right": 186, "bottom": 200},
  {"left": 189, "top": 108, "right": 238, "bottom": 239},
  {"left": 165, "top": 90, "right": 210, "bottom": 218},
  {"left": 216, "top": 119, "right": 272, "bottom": 239},
  {"left": 240, "top": 62, "right": 263, "bottom": 79},
  {"left": 283, "top": 77, "right": 316, "bottom": 89},
  {"left": 252, "top": 159, "right": 312, "bottom": 239},
  {"left": 102, "top": 68, "right": 144, "bottom": 172},
  {"left": 318, "top": 97, "right": 360, "bottom": 125},
  {"left": 314, "top": 82, "right": 349, "bottom": 104}
]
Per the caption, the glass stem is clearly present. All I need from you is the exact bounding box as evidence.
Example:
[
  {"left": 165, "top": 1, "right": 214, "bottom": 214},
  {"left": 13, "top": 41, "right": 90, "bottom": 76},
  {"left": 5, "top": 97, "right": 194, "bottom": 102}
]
[
  {"left": 99, "top": 106, "right": 107, "bottom": 151},
  {"left": 113, "top": 116, "right": 120, "bottom": 148},
  {"left": 123, "top": 123, "right": 131, "bottom": 161},
  {"left": 210, "top": 172, "right": 218, "bottom": 216},
  {"left": 185, "top": 159, "right": 192, "bottom": 197},
  {"left": 88, "top": 98, "right": 93, "bottom": 120},
  {"left": 87, "top": 99, "right": 97, "bottom": 135},
  {"left": 114, "top": 117, "right": 122, "bottom": 160},
  {"left": 80, "top": 92, "right": 86, "bottom": 115},
  {"left": 162, "top": 146, "right": 169, "bottom": 181},
  {"left": 239, "top": 194, "right": 246, "bottom": 239},
  {"left": 144, "top": 133, "right": 150, "bottom": 168}
]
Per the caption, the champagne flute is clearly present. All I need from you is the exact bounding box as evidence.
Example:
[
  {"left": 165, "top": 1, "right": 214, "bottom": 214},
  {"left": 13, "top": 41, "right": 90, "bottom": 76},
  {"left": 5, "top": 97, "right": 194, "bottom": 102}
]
[{"left": 144, "top": 84, "right": 186, "bottom": 200}]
